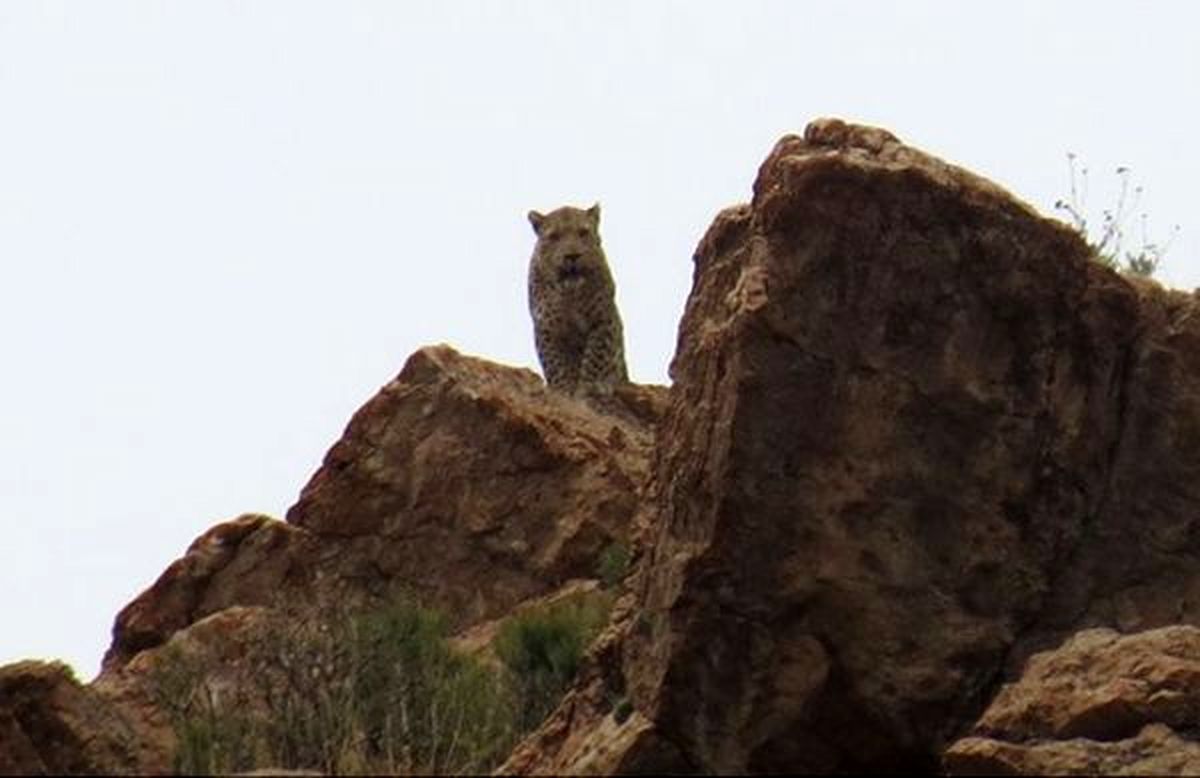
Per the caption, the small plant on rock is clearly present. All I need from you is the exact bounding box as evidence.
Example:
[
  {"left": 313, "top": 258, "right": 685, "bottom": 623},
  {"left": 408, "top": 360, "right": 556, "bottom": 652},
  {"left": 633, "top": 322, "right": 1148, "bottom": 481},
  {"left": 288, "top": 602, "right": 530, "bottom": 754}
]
[{"left": 1054, "top": 152, "right": 1179, "bottom": 277}]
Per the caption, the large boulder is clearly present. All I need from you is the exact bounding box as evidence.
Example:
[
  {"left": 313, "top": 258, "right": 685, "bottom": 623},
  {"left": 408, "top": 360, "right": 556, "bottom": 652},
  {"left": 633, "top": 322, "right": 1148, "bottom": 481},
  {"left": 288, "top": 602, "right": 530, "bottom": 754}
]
[
  {"left": 509, "top": 118, "right": 1200, "bottom": 773},
  {"left": 285, "top": 344, "right": 664, "bottom": 615},
  {"left": 624, "top": 117, "right": 1140, "bottom": 772}
]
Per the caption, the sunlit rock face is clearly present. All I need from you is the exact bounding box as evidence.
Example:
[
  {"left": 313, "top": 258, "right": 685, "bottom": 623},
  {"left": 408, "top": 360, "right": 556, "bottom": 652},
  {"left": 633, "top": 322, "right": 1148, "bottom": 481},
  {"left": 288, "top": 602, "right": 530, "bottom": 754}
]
[{"left": 945, "top": 626, "right": 1200, "bottom": 776}]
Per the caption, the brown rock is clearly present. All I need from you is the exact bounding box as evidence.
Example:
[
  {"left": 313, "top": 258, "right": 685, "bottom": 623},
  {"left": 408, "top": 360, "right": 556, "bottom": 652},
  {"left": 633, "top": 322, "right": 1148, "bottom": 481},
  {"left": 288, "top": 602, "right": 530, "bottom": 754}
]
[
  {"left": 104, "top": 345, "right": 665, "bottom": 674},
  {"left": 17, "top": 118, "right": 1200, "bottom": 773},
  {"left": 286, "top": 345, "right": 664, "bottom": 617},
  {"left": 944, "top": 626, "right": 1200, "bottom": 775},
  {"left": 62, "top": 343, "right": 664, "bottom": 771},
  {"left": 1029, "top": 273, "right": 1200, "bottom": 643},
  {"left": 511, "top": 118, "right": 1200, "bottom": 773},
  {"left": 0, "top": 660, "right": 138, "bottom": 775},
  {"left": 102, "top": 513, "right": 303, "bottom": 671},
  {"left": 95, "top": 606, "right": 280, "bottom": 772},
  {"left": 947, "top": 727, "right": 1200, "bottom": 777},
  {"left": 624, "top": 117, "right": 1143, "bottom": 772}
]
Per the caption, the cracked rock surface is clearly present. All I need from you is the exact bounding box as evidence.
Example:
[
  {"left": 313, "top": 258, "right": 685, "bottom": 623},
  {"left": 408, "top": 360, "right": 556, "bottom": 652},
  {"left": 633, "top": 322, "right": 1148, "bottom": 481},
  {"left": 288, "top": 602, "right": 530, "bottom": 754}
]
[
  {"left": 8, "top": 119, "right": 1200, "bottom": 775},
  {"left": 506, "top": 119, "right": 1200, "bottom": 773},
  {"left": 104, "top": 347, "right": 666, "bottom": 675},
  {"left": 945, "top": 626, "right": 1200, "bottom": 775},
  {"left": 4, "top": 346, "right": 666, "bottom": 774}
]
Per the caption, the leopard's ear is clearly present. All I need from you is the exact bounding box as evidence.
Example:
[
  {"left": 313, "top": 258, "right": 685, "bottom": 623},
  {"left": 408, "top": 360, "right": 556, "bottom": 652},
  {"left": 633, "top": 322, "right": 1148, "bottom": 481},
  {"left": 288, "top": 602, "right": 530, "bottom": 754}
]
[
  {"left": 587, "top": 203, "right": 600, "bottom": 227},
  {"left": 528, "top": 210, "right": 546, "bottom": 235}
]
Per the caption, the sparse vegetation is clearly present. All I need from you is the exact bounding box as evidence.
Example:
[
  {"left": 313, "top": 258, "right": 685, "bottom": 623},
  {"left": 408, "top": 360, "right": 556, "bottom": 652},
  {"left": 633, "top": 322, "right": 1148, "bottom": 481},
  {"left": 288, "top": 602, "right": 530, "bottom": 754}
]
[
  {"left": 596, "top": 541, "right": 632, "bottom": 589},
  {"left": 495, "top": 591, "right": 612, "bottom": 732},
  {"left": 335, "top": 602, "right": 517, "bottom": 774},
  {"left": 248, "top": 602, "right": 520, "bottom": 775},
  {"left": 148, "top": 644, "right": 260, "bottom": 774},
  {"left": 149, "top": 592, "right": 614, "bottom": 775},
  {"left": 1054, "top": 152, "right": 1179, "bottom": 277}
]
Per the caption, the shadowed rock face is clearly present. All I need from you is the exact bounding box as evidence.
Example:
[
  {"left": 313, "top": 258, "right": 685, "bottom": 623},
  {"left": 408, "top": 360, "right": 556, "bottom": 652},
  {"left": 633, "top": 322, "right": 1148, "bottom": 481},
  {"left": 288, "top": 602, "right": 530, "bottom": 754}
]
[
  {"left": 0, "top": 661, "right": 138, "bottom": 775},
  {"left": 625, "top": 118, "right": 1146, "bottom": 773},
  {"left": 9, "top": 118, "right": 1200, "bottom": 775}
]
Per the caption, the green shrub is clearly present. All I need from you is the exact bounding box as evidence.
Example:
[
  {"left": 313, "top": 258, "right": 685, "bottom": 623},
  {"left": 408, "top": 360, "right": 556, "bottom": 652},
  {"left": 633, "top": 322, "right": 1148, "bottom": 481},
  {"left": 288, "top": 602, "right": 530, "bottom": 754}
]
[
  {"left": 495, "top": 592, "right": 612, "bottom": 731},
  {"left": 149, "top": 592, "right": 616, "bottom": 775},
  {"left": 340, "top": 601, "right": 517, "bottom": 774},
  {"left": 596, "top": 541, "right": 631, "bottom": 589},
  {"left": 151, "top": 599, "right": 520, "bottom": 776}
]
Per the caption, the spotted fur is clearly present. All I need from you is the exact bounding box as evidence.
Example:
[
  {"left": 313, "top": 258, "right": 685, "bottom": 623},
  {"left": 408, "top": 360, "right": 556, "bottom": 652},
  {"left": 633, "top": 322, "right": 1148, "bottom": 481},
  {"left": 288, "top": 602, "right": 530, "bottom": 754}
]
[{"left": 527, "top": 204, "right": 628, "bottom": 393}]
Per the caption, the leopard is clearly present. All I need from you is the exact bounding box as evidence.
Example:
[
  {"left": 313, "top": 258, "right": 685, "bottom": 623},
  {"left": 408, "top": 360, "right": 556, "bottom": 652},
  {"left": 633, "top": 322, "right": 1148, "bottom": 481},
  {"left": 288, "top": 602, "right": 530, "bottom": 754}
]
[{"left": 526, "top": 203, "right": 629, "bottom": 394}]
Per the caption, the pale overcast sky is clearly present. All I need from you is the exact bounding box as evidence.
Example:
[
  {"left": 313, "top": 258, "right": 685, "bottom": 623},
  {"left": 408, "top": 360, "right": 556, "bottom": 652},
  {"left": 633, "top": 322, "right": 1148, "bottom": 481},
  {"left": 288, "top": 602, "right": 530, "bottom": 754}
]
[{"left": 3, "top": 1, "right": 1197, "bottom": 680}]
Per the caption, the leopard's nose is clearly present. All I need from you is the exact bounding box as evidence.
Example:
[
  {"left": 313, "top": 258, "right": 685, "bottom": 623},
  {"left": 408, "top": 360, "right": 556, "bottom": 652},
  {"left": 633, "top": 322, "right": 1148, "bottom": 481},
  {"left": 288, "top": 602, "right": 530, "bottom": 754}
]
[{"left": 563, "top": 252, "right": 582, "bottom": 264}]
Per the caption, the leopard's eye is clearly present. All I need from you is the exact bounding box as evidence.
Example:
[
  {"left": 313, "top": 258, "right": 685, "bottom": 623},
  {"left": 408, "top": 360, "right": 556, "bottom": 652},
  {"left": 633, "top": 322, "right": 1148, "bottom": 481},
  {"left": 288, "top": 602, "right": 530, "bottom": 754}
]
[
  {"left": 545, "top": 230, "right": 562, "bottom": 242},
  {"left": 577, "top": 228, "right": 590, "bottom": 239}
]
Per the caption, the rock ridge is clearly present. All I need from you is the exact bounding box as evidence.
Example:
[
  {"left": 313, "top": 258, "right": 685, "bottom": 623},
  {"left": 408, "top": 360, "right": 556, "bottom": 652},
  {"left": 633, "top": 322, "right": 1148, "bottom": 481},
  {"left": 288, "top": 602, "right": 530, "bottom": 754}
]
[{"left": 7, "top": 118, "right": 1200, "bottom": 775}]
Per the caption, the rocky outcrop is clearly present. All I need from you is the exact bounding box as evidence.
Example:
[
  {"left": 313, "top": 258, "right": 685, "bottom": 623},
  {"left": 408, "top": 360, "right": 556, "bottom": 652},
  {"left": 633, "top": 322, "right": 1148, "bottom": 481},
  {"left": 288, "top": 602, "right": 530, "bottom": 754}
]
[
  {"left": 628, "top": 118, "right": 1135, "bottom": 772},
  {"left": 104, "top": 346, "right": 665, "bottom": 673},
  {"left": 506, "top": 119, "right": 1200, "bottom": 773},
  {"left": 8, "top": 118, "right": 1200, "bottom": 774},
  {"left": 945, "top": 626, "right": 1200, "bottom": 775},
  {"left": 4, "top": 346, "right": 665, "bottom": 774},
  {"left": 284, "top": 346, "right": 663, "bottom": 612}
]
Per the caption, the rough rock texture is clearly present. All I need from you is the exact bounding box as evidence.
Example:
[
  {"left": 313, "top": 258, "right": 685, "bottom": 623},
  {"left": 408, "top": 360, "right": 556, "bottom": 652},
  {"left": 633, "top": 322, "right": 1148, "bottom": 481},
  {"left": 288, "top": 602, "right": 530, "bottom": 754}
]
[
  {"left": 945, "top": 626, "right": 1200, "bottom": 775},
  {"left": 101, "top": 513, "right": 305, "bottom": 672},
  {"left": 0, "top": 661, "right": 138, "bottom": 775},
  {"left": 507, "top": 118, "right": 1200, "bottom": 773},
  {"left": 629, "top": 117, "right": 1138, "bottom": 772},
  {"left": 285, "top": 345, "right": 660, "bottom": 610},
  {"left": 948, "top": 727, "right": 1200, "bottom": 777},
  {"left": 104, "top": 345, "right": 666, "bottom": 673},
  {"left": 2, "top": 345, "right": 664, "bottom": 774},
  {"left": 9, "top": 118, "right": 1200, "bottom": 774}
]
